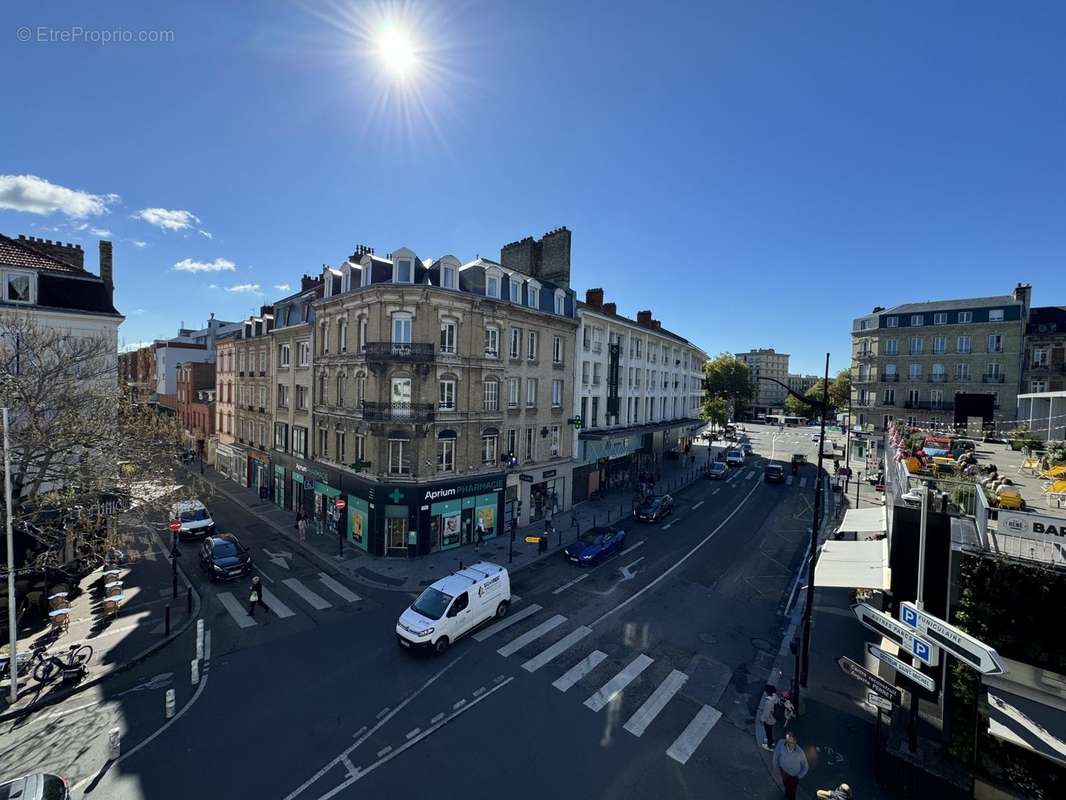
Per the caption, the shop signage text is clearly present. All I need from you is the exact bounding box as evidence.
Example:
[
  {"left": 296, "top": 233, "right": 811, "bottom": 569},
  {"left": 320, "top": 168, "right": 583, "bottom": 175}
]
[
  {"left": 422, "top": 477, "right": 504, "bottom": 502},
  {"left": 998, "top": 510, "right": 1066, "bottom": 542}
]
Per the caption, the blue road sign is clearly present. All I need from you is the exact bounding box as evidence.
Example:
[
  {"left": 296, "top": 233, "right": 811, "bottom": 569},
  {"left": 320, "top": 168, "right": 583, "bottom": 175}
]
[
  {"left": 912, "top": 637, "right": 931, "bottom": 663},
  {"left": 304, "top": 479, "right": 314, "bottom": 490},
  {"left": 901, "top": 605, "right": 920, "bottom": 628}
]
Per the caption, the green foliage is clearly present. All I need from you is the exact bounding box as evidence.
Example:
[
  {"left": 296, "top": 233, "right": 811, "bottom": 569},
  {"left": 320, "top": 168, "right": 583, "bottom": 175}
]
[
  {"left": 701, "top": 353, "right": 753, "bottom": 402},
  {"left": 829, "top": 368, "right": 851, "bottom": 410},
  {"left": 701, "top": 396, "right": 728, "bottom": 428},
  {"left": 783, "top": 392, "right": 809, "bottom": 417}
]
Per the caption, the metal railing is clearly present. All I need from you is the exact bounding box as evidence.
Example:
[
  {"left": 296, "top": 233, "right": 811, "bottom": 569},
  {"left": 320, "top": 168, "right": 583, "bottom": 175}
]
[
  {"left": 982, "top": 374, "right": 1005, "bottom": 384},
  {"left": 360, "top": 401, "right": 435, "bottom": 421},
  {"left": 364, "top": 342, "right": 434, "bottom": 363},
  {"left": 903, "top": 400, "right": 954, "bottom": 410}
]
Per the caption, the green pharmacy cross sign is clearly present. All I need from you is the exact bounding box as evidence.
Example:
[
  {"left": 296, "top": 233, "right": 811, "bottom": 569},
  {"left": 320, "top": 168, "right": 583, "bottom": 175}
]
[
  {"left": 388, "top": 489, "right": 404, "bottom": 504},
  {"left": 349, "top": 460, "right": 372, "bottom": 472}
]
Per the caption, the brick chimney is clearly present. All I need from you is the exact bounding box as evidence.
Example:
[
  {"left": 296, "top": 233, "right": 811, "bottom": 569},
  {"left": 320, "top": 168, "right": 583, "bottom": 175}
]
[
  {"left": 19, "top": 235, "right": 84, "bottom": 269},
  {"left": 602, "top": 302, "right": 616, "bottom": 316},
  {"left": 585, "top": 288, "right": 604, "bottom": 308},
  {"left": 301, "top": 274, "right": 321, "bottom": 292},
  {"left": 99, "top": 240, "right": 113, "bottom": 286},
  {"left": 636, "top": 310, "right": 653, "bottom": 327}
]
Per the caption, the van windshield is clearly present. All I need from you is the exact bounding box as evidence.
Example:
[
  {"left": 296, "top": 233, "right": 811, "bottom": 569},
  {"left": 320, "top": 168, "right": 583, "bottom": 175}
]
[{"left": 412, "top": 587, "right": 453, "bottom": 621}]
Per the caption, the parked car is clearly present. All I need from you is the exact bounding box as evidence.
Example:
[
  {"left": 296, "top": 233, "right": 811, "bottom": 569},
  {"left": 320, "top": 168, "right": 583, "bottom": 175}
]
[
  {"left": 741, "top": 443, "right": 753, "bottom": 455},
  {"left": 198, "top": 534, "right": 253, "bottom": 580},
  {"left": 706, "top": 462, "right": 728, "bottom": 480},
  {"left": 563, "top": 526, "right": 626, "bottom": 565},
  {"left": 171, "top": 500, "right": 216, "bottom": 541},
  {"left": 634, "top": 495, "right": 674, "bottom": 523},
  {"left": 0, "top": 772, "right": 70, "bottom": 799},
  {"left": 764, "top": 464, "right": 785, "bottom": 483},
  {"left": 725, "top": 450, "right": 745, "bottom": 467}
]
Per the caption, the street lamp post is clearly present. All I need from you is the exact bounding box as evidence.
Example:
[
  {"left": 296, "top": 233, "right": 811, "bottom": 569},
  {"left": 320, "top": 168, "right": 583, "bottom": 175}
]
[{"left": 756, "top": 352, "right": 831, "bottom": 711}]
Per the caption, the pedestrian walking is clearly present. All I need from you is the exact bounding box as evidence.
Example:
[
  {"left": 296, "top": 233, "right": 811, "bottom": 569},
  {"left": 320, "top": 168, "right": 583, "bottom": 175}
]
[
  {"left": 816, "top": 784, "right": 852, "bottom": 800},
  {"left": 296, "top": 511, "right": 307, "bottom": 542},
  {"left": 475, "top": 522, "right": 485, "bottom": 552},
  {"left": 772, "top": 732, "right": 809, "bottom": 800},
  {"left": 780, "top": 690, "right": 795, "bottom": 730},
  {"left": 761, "top": 685, "right": 779, "bottom": 750},
  {"left": 248, "top": 575, "right": 270, "bottom": 617}
]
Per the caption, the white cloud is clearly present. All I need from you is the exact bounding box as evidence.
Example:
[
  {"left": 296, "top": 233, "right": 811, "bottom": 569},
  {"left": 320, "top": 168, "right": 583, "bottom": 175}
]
[
  {"left": 208, "top": 283, "right": 219, "bottom": 289},
  {"left": 198, "top": 229, "right": 213, "bottom": 239},
  {"left": 0, "top": 174, "right": 119, "bottom": 218},
  {"left": 90, "top": 227, "right": 111, "bottom": 236},
  {"left": 274, "top": 283, "right": 291, "bottom": 292},
  {"left": 225, "top": 283, "right": 262, "bottom": 294},
  {"left": 173, "top": 257, "right": 236, "bottom": 273},
  {"left": 131, "top": 240, "right": 147, "bottom": 248},
  {"left": 130, "top": 308, "right": 147, "bottom": 315},
  {"left": 119, "top": 340, "right": 155, "bottom": 353},
  {"left": 134, "top": 207, "right": 201, "bottom": 232}
]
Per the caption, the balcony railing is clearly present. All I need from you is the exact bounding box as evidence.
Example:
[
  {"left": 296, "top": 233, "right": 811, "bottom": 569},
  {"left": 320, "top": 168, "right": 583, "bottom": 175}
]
[
  {"left": 364, "top": 342, "right": 435, "bottom": 363},
  {"left": 982, "top": 375, "right": 1005, "bottom": 384},
  {"left": 360, "top": 401, "right": 435, "bottom": 422},
  {"left": 882, "top": 374, "right": 899, "bottom": 382},
  {"left": 904, "top": 400, "right": 955, "bottom": 410}
]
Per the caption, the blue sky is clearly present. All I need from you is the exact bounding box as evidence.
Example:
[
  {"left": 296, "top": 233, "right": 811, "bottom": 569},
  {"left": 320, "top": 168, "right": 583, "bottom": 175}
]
[{"left": 2, "top": 1, "right": 1064, "bottom": 374}]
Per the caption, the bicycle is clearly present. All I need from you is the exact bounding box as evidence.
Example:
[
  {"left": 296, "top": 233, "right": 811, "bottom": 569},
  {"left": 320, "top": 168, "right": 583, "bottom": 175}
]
[{"left": 32, "top": 642, "right": 93, "bottom": 685}]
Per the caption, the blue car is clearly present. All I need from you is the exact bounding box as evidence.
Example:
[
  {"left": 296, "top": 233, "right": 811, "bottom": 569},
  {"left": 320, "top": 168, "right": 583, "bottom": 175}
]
[{"left": 564, "top": 526, "right": 626, "bottom": 565}]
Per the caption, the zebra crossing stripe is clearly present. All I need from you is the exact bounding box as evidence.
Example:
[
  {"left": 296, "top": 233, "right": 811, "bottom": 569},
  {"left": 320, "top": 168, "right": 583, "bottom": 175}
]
[
  {"left": 799, "top": 477, "right": 808, "bottom": 488},
  {"left": 473, "top": 604, "right": 542, "bottom": 642},
  {"left": 786, "top": 476, "right": 794, "bottom": 486},
  {"left": 623, "top": 669, "right": 688, "bottom": 737},
  {"left": 497, "top": 615, "right": 567, "bottom": 658},
  {"left": 260, "top": 587, "right": 295, "bottom": 618},
  {"left": 553, "top": 650, "right": 607, "bottom": 692},
  {"left": 522, "top": 626, "right": 593, "bottom": 673},
  {"left": 666, "top": 705, "right": 722, "bottom": 764},
  {"left": 217, "top": 591, "right": 257, "bottom": 628},
  {"left": 284, "top": 578, "right": 332, "bottom": 610},
  {"left": 318, "top": 573, "right": 360, "bottom": 603},
  {"left": 583, "top": 654, "right": 654, "bottom": 712}
]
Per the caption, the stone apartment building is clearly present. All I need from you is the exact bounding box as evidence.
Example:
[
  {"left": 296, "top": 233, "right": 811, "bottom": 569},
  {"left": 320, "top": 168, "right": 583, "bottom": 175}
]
[
  {"left": 737, "top": 348, "right": 790, "bottom": 417},
  {"left": 233, "top": 307, "right": 274, "bottom": 492},
  {"left": 574, "top": 289, "right": 707, "bottom": 502},
  {"left": 787, "top": 373, "right": 820, "bottom": 397},
  {"left": 1022, "top": 306, "right": 1066, "bottom": 394},
  {"left": 212, "top": 330, "right": 240, "bottom": 480},
  {"left": 176, "top": 360, "right": 216, "bottom": 456},
  {"left": 850, "top": 284, "right": 1031, "bottom": 457},
  {"left": 303, "top": 230, "right": 578, "bottom": 557},
  {"left": 266, "top": 276, "right": 322, "bottom": 515}
]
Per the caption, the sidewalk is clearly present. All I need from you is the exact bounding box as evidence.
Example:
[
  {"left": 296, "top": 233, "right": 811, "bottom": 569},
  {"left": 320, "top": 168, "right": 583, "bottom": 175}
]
[
  {"left": 201, "top": 448, "right": 720, "bottom": 593},
  {"left": 0, "top": 518, "right": 200, "bottom": 719}
]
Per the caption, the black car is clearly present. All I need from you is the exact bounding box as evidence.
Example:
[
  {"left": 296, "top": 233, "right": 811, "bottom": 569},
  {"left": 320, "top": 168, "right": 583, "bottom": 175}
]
[
  {"left": 198, "top": 534, "right": 253, "bottom": 581},
  {"left": 764, "top": 464, "right": 785, "bottom": 484},
  {"left": 634, "top": 494, "right": 674, "bottom": 523}
]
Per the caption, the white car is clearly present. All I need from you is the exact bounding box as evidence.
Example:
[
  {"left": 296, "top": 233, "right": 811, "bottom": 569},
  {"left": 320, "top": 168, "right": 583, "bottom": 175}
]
[
  {"left": 170, "top": 500, "right": 215, "bottom": 540},
  {"left": 397, "top": 562, "right": 511, "bottom": 655}
]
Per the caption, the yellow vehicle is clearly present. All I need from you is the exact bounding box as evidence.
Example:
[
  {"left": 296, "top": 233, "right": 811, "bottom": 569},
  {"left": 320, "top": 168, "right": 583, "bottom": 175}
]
[{"left": 995, "top": 487, "right": 1025, "bottom": 510}]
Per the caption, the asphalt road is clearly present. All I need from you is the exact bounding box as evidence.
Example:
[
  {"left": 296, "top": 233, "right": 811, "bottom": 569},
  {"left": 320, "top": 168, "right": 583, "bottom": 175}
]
[{"left": 0, "top": 423, "right": 833, "bottom": 800}]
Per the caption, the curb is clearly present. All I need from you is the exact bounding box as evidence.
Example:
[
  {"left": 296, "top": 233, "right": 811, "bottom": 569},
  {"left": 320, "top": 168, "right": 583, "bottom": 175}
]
[{"left": 0, "top": 545, "right": 202, "bottom": 722}]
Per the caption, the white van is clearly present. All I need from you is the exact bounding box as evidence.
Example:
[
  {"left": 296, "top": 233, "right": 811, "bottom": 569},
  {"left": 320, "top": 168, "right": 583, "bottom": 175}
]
[
  {"left": 396, "top": 562, "right": 511, "bottom": 655},
  {"left": 170, "top": 500, "right": 215, "bottom": 540}
]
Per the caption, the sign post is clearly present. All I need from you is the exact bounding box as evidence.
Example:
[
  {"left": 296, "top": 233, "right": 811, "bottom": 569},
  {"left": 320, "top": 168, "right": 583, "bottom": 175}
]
[
  {"left": 836, "top": 656, "right": 902, "bottom": 705},
  {"left": 866, "top": 643, "right": 936, "bottom": 692},
  {"left": 852, "top": 603, "right": 939, "bottom": 666},
  {"left": 899, "top": 601, "right": 1005, "bottom": 675}
]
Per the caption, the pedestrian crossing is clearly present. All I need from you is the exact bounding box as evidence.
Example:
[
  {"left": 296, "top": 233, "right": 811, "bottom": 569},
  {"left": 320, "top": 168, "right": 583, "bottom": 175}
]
[
  {"left": 214, "top": 572, "right": 361, "bottom": 628},
  {"left": 485, "top": 605, "right": 723, "bottom": 766}
]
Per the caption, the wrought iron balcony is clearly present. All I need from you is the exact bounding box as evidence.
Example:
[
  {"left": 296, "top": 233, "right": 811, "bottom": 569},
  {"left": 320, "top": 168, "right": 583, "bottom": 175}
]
[
  {"left": 904, "top": 400, "right": 955, "bottom": 410},
  {"left": 982, "top": 375, "right": 1005, "bottom": 384},
  {"left": 361, "top": 401, "right": 435, "bottom": 422},
  {"left": 364, "top": 342, "right": 435, "bottom": 363}
]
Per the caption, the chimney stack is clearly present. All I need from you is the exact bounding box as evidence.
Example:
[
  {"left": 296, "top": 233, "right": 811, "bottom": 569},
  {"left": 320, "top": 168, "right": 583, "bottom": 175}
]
[
  {"left": 636, "top": 310, "right": 653, "bottom": 327},
  {"left": 99, "top": 240, "right": 113, "bottom": 286},
  {"left": 585, "top": 288, "right": 604, "bottom": 308},
  {"left": 301, "top": 274, "right": 321, "bottom": 292},
  {"left": 20, "top": 235, "right": 85, "bottom": 269},
  {"left": 602, "top": 302, "right": 616, "bottom": 316}
]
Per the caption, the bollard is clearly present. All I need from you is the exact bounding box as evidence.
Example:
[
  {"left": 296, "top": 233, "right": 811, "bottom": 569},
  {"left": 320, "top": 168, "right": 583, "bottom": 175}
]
[
  {"left": 108, "top": 727, "right": 121, "bottom": 760},
  {"left": 164, "top": 604, "right": 171, "bottom": 636},
  {"left": 165, "top": 689, "right": 176, "bottom": 719},
  {"left": 187, "top": 586, "right": 193, "bottom": 614},
  {"left": 191, "top": 658, "right": 200, "bottom": 686},
  {"left": 196, "top": 619, "right": 204, "bottom": 660}
]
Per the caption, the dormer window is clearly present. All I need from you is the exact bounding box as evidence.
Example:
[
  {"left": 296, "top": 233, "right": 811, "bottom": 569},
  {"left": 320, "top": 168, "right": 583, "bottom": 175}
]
[
  {"left": 486, "top": 275, "right": 500, "bottom": 298},
  {"left": 394, "top": 259, "right": 413, "bottom": 283},
  {"left": 441, "top": 264, "right": 456, "bottom": 290},
  {"left": 554, "top": 290, "right": 565, "bottom": 315},
  {"left": 509, "top": 279, "right": 521, "bottom": 303},
  {"left": 527, "top": 280, "right": 541, "bottom": 309},
  {"left": 5, "top": 271, "right": 32, "bottom": 304},
  {"left": 361, "top": 261, "right": 372, "bottom": 287}
]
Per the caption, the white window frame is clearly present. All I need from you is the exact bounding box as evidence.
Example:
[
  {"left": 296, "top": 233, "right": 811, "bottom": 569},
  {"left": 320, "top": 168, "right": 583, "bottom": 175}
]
[
  {"left": 885, "top": 339, "right": 898, "bottom": 355},
  {"left": 510, "top": 327, "right": 522, "bottom": 359},
  {"left": 988, "top": 308, "right": 1004, "bottom": 322},
  {"left": 987, "top": 334, "right": 1002, "bottom": 353},
  {"left": 957, "top": 335, "right": 972, "bottom": 354},
  {"left": 441, "top": 264, "right": 457, "bottom": 290},
  {"left": 440, "top": 320, "right": 457, "bottom": 354},
  {"left": 481, "top": 434, "right": 498, "bottom": 465},
  {"left": 886, "top": 316, "right": 898, "bottom": 328},
  {"left": 509, "top": 279, "right": 521, "bottom": 304},
  {"left": 910, "top": 314, "right": 923, "bottom": 326},
  {"left": 485, "top": 267, "right": 503, "bottom": 299},
  {"left": 958, "top": 311, "right": 973, "bottom": 324},
  {"left": 4, "top": 271, "right": 34, "bottom": 304},
  {"left": 279, "top": 344, "right": 291, "bottom": 367},
  {"left": 439, "top": 379, "right": 456, "bottom": 411},
  {"left": 910, "top": 337, "right": 923, "bottom": 355},
  {"left": 955, "top": 363, "right": 970, "bottom": 381},
  {"left": 393, "top": 258, "right": 413, "bottom": 284},
  {"left": 392, "top": 314, "right": 412, "bottom": 345},
  {"left": 507, "top": 378, "right": 519, "bottom": 407},
  {"left": 933, "top": 336, "right": 946, "bottom": 354},
  {"left": 1032, "top": 346, "right": 1049, "bottom": 367},
  {"left": 297, "top": 340, "right": 310, "bottom": 366},
  {"left": 1031, "top": 380, "right": 1048, "bottom": 393},
  {"left": 438, "top": 438, "right": 455, "bottom": 473},
  {"left": 484, "top": 326, "right": 499, "bottom": 358},
  {"left": 483, "top": 380, "right": 499, "bottom": 411},
  {"left": 554, "top": 290, "right": 565, "bottom": 315},
  {"left": 553, "top": 335, "right": 563, "bottom": 364},
  {"left": 388, "top": 439, "right": 409, "bottom": 475},
  {"left": 525, "top": 378, "right": 537, "bottom": 408},
  {"left": 933, "top": 312, "right": 947, "bottom": 325},
  {"left": 527, "top": 330, "right": 538, "bottom": 361},
  {"left": 527, "top": 279, "right": 541, "bottom": 309},
  {"left": 550, "top": 425, "right": 560, "bottom": 457},
  {"left": 339, "top": 320, "right": 348, "bottom": 353},
  {"left": 551, "top": 379, "right": 562, "bottom": 407}
]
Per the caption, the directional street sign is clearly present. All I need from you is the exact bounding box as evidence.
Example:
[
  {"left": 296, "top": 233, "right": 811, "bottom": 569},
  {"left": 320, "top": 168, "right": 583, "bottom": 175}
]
[
  {"left": 899, "top": 601, "right": 1005, "bottom": 675},
  {"left": 866, "top": 691, "right": 894, "bottom": 712},
  {"left": 836, "top": 656, "right": 902, "bottom": 705},
  {"left": 852, "top": 603, "right": 940, "bottom": 667},
  {"left": 866, "top": 643, "right": 936, "bottom": 692}
]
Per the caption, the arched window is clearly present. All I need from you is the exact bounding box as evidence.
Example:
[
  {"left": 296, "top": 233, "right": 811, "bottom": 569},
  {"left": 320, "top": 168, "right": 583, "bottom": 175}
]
[
  {"left": 338, "top": 319, "right": 348, "bottom": 353},
  {"left": 336, "top": 373, "right": 345, "bottom": 406}
]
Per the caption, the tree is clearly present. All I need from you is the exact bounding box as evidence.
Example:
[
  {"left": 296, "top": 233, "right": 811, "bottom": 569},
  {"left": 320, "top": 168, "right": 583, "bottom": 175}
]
[
  {"left": 784, "top": 392, "right": 810, "bottom": 418},
  {"left": 702, "top": 354, "right": 753, "bottom": 419},
  {"left": 0, "top": 314, "right": 197, "bottom": 570},
  {"left": 701, "top": 396, "right": 729, "bottom": 430},
  {"left": 829, "top": 369, "right": 851, "bottom": 411}
]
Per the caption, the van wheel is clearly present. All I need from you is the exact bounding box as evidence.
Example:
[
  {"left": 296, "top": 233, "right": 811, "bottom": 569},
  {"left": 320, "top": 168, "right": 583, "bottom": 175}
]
[
  {"left": 495, "top": 601, "right": 509, "bottom": 620},
  {"left": 433, "top": 637, "right": 449, "bottom": 656}
]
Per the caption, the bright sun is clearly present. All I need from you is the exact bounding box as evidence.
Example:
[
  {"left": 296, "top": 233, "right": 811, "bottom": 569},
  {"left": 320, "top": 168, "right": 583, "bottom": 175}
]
[{"left": 377, "top": 24, "right": 418, "bottom": 78}]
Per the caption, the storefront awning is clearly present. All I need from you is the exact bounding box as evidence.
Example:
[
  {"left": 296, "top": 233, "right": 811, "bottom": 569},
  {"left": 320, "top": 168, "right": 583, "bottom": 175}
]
[
  {"left": 814, "top": 539, "right": 890, "bottom": 590},
  {"left": 837, "top": 507, "right": 887, "bottom": 539},
  {"left": 985, "top": 684, "right": 1066, "bottom": 767}
]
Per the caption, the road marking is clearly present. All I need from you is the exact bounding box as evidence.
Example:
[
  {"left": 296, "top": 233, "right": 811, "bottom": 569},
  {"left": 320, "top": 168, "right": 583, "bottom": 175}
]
[
  {"left": 624, "top": 669, "right": 689, "bottom": 737},
  {"left": 552, "top": 574, "right": 589, "bottom": 594},
  {"left": 553, "top": 650, "right": 607, "bottom": 692},
  {"left": 453, "top": 699, "right": 467, "bottom": 710},
  {"left": 351, "top": 726, "right": 367, "bottom": 739},
  {"left": 472, "top": 603, "right": 542, "bottom": 641},
  {"left": 217, "top": 592, "right": 257, "bottom": 628},
  {"left": 522, "top": 626, "right": 593, "bottom": 673},
  {"left": 584, "top": 654, "right": 654, "bottom": 712},
  {"left": 341, "top": 755, "right": 356, "bottom": 776},
  {"left": 745, "top": 470, "right": 756, "bottom": 480},
  {"left": 497, "top": 614, "right": 567, "bottom": 657},
  {"left": 261, "top": 587, "right": 296, "bottom": 618},
  {"left": 284, "top": 578, "right": 332, "bottom": 610},
  {"left": 472, "top": 686, "right": 486, "bottom": 697},
  {"left": 375, "top": 707, "right": 390, "bottom": 720},
  {"left": 511, "top": 594, "right": 522, "bottom": 604},
  {"left": 786, "top": 476, "right": 794, "bottom": 486},
  {"left": 493, "top": 674, "right": 507, "bottom": 684},
  {"left": 405, "top": 728, "right": 421, "bottom": 740},
  {"left": 619, "top": 540, "right": 645, "bottom": 556},
  {"left": 800, "top": 477, "right": 808, "bottom": 488},
  {"left": 666, "top": 705, "right": 722, "bottom": 764},
  {"left": 376, "top": 746, "right": 392, "bottom": 758},
  {"left": 430, "top": 713, "right": 444, "bottom": 725},
  {"left": 712, "top": 488, "right": 720, "bottom": 495},
  {"left": 318, "top": 572, "right": 360, "bottom": 603},
  {"left": 660, "top": 521, "right": 674, "bottom": 530},
  {"left": 692, "top": 501, "right": 704, "bottom": 509},
  {"left": 589, "top": 476, "right": 763, "bottom": 628}
]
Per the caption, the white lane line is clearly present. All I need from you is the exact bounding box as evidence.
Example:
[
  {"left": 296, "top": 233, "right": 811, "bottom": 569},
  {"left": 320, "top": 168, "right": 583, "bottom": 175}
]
[
  {"left": 284, "top": 578, "right": 332, "bottom": 610},
  {"left": 619, "top": 540, "right": 645, "bottom": 556},
  {"left": 318, "top": 572, "right": 360, "bottom": 603},
  {"left": 493, "top": 674, "right": 507, "bottom": 684},
  {"left": 553, "top": 650, "right": 607, "bottom": 692},
  {"left": 522, "top": 626, "right": 593, "bottom": 673},
  {"left": 351, "top": 726, "right": 367, "bottom": 740},
  {"left": 430, "top": 713, "right": 444, "bottom": 725},
  {"left": 552, "top": 574, "right": 589, "bottom": 595},
  {"left": 341, "top": 755, "right": 356, "bottom": 776},
  {"left": 405, "top": 728, "right": 421, "bottom": 740},
  {"left": 472, "top": 686, "right": 486, "bottom": 697},
  {"left": 376, "top": 746, "right": 392, "bottom": 758},
  {"left": 453, "top": 699, "right": 467, "bottom": 710},
  {"left": 712, "top": 488, "right": 720, "bottom": 495},
  {"left": 497, "top": 614, "right": 567, "bottom": 657},
  {"left": 692, "top": 501, "right": 705, "bottom": 509},
  {"left": 376, "top": 707, "right": 390, "bottom": 720},
  {"left": 318, "top": 678, "right": 515, "bottom": 796},
  {"left": 261, "top": 587, "right": 296, "bottom": 618},
  {"left": 745, "top": 470, "right": 756, "bottom": 481},
  {"left": 217, "top": 592, "right": 257, "bottom": 628},
  {"left": 800, "top": 477, "right": 808, "bottom": 488},
  {"left": 511, "top": 594, "right": 522, "bottom": 604},
  {"left": 660, "top": 521, "right": 674, "bottom": 530},
  {"left": 472, "top": 603, "right": 542, "bottom": 641},
  {"left": 666, "top": 705, "right": 722, "bottom": 764},
  {"left": 583, "top": 654, "right": 654, "bottom": 712},
  {"left": 589, "top": 476, "right": 763, "bottom": 628},
  {"left": 623, "top": 669, "right": 688, "bottom": 737}
]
